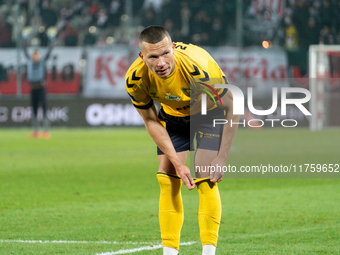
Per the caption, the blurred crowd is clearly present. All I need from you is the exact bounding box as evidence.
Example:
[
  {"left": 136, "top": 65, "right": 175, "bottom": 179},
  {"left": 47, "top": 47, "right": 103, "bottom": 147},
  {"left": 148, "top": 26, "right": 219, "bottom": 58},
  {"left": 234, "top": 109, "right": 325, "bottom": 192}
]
[
  {"left": 0, "top": 0, "right": 234, "bottom": 48},
  {"left": 0, "top": 0, "right": 339, "bottom": 49},
  {"left": 281, "top": 0, "right": 340, "bottom": 51}
]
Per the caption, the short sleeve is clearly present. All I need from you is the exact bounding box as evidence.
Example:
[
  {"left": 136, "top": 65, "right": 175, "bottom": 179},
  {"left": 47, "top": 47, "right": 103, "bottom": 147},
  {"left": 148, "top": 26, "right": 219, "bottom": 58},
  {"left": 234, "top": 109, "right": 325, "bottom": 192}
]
[{"left": 125, "top": 69, "right": 153, "bottom": 109}]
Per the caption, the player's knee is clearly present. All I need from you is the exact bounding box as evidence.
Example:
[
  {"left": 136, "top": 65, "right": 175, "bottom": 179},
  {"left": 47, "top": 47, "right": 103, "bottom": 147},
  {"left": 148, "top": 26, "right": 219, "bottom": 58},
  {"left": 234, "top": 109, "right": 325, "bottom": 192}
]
[
  {"left": 157, "top": 166, "right": 177, "bottom": 176},
  {"left": 157, "top": 172, "right": 181, "bottom": 185}
]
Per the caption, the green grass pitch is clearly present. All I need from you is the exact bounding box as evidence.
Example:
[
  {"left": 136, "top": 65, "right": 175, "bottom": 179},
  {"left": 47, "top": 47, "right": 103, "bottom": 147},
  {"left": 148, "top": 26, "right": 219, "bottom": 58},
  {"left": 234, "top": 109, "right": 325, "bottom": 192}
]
[{"left": 0, "top": 128, "right": 339, "bottom": 254}]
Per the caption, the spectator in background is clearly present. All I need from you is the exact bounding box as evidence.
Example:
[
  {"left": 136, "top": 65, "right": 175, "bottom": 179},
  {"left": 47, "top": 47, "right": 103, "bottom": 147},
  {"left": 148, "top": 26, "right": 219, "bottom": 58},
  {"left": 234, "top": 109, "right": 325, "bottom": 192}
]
[
  {"left": 191, "top": 10, "right": 211, "bottom": 36},
  {"left": 319, "top": 25, "right": 338, "bottom": 77},
  {"left": 308, "top": 4, "right": 320, "bottom": 25},
  {"left": 82, "top": 28, "right": 97, "bottom": 46},
  {"left": 117, "top": 31, "right": 129, "bottom": 45},
  {"left": 306, "top": 18, "right": 320, "bottom": 45},
  {"left": 0, "top": 14, "right": 13, "bottom": 48},
  {"left": 96, "top": 34, "right": 108, "bottom": 47},
  {"left": 78, "top": 8, "right": 92, "bottom": 29},
  {"left": 190, "top": 10, "right": 211, "bottom": 46},
  {"left": 19, "top": 0, "right": 29, "bottom": 14},
  {"left": 189, "top": 0, "right": 205, "bottom": 17},
  {"left": 41, "top": 3, "right": 58, "bottom": 28},
  {"left": 319, "top": 0, "right": 333, "bottom": 27},
  {"left": 285, "top": 16, "right": 299, "bottom": 51},
  {"left": 172, "top": 29, "right": 184, "bottom": 43},
  {"left": 215, "top": 0, "right": 234, "bottom": 30},
  {"left": 89, "top": 0, "right": 99, "bottom": 22},
  {"left": 142, "top": 0, "right": 163, "bottom": 25},
  {"left": 319, "top": 25, "right": 335, "bottom": 44},
  {"left": 142, "top": 0, "right": 163, "bottom": 13},
  {"left": 96, "top": 5, "right": 108, "bottom": 28},
  {"left": 108, "top": 0, "right": 122, "bottom": 26},
  {"left": 312, "top": 0, "right": 321, "bottom": 10},
  {"left": 200, "top": 32, "right": 210, "bottom": 46},
  {"left": 160, "top": 0, "right": 180, "bottom": 27},
  {"left": 191, "top": 33, "right": 201, "bottom": 45},
  {"left": 60, "top": 22, "right": 79, "bottom": 46},
  {"left": 0, "top": 63, "right": 7, "bottom": 82},
  {"left": 141, "top": 8, "right": 157, "bottom": 27},
  {"left": 60, "top": 3, "right": 74, "bottom": 21},
  {"left": 179, "top": 1, "right": 191, "bottom": 42},
  {"left": 132, "top": 0, "right": 144, "bottom": 19},
  {"left": 335, "top": 1, "right": 340, "bottom": 39},
  {"left": 73, "top": 0, "right": 86, "bottom": 16},
  {"left": 163, "top": 18, "right": 174, "bottom": 39},
  {"left": 292, "top": 0, "right": 309, "bottom": 49},
  {"left": 40, "top": 0, "right": 50, "bottom": 10},
  {"left": 210, "top": 18, "right": 225, "bottom": 46},
  {"left": 83, "top": 0, "right": 94, "bottom": 6}
]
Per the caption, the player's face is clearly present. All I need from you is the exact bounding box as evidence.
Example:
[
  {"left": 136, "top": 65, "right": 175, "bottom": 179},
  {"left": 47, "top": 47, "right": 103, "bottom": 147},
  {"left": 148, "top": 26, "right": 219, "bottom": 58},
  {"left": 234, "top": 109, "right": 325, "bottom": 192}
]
[
  {"left": 139, "top": 37, "right": 175, "bottom": 78},
  {"left": 32, "top": 51, "right": 41, "bottom": 63}
]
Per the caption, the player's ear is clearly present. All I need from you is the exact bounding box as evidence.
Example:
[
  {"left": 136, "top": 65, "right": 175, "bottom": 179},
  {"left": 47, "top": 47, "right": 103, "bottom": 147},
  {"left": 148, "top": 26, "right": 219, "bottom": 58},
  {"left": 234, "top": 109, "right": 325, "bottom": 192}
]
[
  {"left": 138, "top": 52, "right": 144, "bottom": 61},
  {"left": 172, "top": 42, "right": 175, "bottom": 50}
]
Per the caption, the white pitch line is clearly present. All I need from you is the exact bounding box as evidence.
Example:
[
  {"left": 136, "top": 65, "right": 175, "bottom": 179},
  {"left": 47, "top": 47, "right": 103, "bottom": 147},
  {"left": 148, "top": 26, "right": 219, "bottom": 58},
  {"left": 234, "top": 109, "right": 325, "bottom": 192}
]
[
  {"left": 95, "top": 244, "right": 163, "bottom": 255},
  {"left": 0, "top": 240, "right": 159, "bottom": 245},
  {"left": 95, "top": 242, "right": 197, "bottom": 255}
]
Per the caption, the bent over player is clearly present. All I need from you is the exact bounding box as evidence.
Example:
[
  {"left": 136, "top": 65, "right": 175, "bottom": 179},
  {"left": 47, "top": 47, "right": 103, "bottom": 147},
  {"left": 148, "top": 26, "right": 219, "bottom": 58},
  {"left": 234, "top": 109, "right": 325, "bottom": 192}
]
[{"left": 125, "top": 26, "right": 239, "bottom": 255}]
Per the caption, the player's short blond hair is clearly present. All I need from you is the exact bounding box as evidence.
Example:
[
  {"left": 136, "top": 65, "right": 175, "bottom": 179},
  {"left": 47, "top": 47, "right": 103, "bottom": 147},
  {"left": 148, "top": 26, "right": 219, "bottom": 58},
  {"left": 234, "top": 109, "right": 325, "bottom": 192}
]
[{"left": 139, "top": 26, "right": 172, "bottom": 47}]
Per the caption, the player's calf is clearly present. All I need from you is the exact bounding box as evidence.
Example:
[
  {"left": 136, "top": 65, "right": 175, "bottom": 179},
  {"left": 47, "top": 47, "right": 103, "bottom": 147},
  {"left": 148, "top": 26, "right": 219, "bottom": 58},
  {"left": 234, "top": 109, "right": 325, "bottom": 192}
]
[
  {"left": 197, "top": 179, "right": 221, "bottom": 255},
  {"left": 157, "top": 172, "right": 183, "bottom": 253}
]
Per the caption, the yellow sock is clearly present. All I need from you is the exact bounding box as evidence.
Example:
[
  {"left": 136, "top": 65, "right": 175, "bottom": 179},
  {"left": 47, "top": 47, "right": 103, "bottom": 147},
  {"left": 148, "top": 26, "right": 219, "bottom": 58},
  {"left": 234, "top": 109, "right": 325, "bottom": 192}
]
[
  {"left": 157, "top": 172, "right": 184, "bottom": 250},
  {"left": 197, "top": 179, "right": 221, "bottom": 247}
]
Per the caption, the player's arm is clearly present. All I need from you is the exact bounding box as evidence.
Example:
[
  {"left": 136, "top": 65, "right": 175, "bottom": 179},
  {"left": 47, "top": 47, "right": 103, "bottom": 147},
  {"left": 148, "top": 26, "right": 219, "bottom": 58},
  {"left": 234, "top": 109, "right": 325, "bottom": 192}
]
[
  {"left": 23, "top": 40, "right": 30, "bottom": 59},
  {"left": 210, "top": 89, "right": 240, "bottom": 182},
  {"left": 44, "top": 39, "right": 55, "bottom": 61},
  {"left": 135, "top": 105, "right": 196, "bottom": 190}
]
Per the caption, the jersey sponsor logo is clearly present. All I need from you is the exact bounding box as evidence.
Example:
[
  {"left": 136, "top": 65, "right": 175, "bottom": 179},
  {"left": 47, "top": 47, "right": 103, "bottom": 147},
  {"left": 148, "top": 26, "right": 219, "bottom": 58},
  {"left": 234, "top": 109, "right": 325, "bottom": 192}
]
[
  {"left": 165, "top": 93, "right": 181, "bottom": 101},
  {"left": 181, "top": 87, "right": 194, "bottom": 97}
]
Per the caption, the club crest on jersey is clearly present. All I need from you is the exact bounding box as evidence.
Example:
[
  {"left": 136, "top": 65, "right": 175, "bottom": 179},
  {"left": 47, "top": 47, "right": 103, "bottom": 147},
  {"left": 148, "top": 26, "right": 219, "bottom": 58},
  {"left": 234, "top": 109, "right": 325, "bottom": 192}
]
[
  {"left": 181, "top": 88, "right": 194, "bottom": 97},
  {"left": 165, "top": 93, "right": 181, "bottom": 101}
]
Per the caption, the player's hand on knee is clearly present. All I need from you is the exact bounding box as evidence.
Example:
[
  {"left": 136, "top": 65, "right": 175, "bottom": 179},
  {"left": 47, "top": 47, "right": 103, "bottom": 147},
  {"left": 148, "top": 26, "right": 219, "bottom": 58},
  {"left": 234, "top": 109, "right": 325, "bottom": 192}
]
[
  {"left": 176, "top": 164, "right": 196, "bottom": 190},
  {"left": 210, "top": 156, "right": 226, "bottom": 183}
]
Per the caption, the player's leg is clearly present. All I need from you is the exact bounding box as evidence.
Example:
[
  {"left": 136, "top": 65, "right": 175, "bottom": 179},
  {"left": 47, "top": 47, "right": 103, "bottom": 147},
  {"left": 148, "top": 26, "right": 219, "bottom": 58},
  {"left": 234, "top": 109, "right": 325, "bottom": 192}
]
[
  {"left": 195, "top": 149, "right": 221, "bottom": 255},
  {"left": 40, "top": 87, "right": 50, "bottom": 138},
  {"left": 193, "top": 108, "right": 225, "bottom": 255},
  {"left": 30, "top": 89, "right": 40, "bottom": 137},
  {"left": 157, "top": 151, "right": 188, "bottom": 255},
  {"left": 156, "top": 108, "right": 191, "bottom": 254}
]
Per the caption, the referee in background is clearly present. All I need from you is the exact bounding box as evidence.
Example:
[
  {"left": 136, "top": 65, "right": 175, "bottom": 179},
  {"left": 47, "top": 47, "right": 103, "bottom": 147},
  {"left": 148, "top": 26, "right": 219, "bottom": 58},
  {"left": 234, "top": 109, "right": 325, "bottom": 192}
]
[{"left": 24, "top": 40, "right": 54, "bottom": 139}]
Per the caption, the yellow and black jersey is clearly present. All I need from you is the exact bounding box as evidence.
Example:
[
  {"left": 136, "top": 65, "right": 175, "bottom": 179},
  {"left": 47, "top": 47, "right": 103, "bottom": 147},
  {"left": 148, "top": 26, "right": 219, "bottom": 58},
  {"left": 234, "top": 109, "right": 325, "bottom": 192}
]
[{"left": 125, "top": 42, "right": 227, "bottom": 117}]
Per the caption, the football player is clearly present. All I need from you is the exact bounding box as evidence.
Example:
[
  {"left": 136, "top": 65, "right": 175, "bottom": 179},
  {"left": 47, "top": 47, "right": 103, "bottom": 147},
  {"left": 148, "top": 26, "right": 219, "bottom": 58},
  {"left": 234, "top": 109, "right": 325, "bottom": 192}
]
[{"left": 125, "top": 26, "right": 240, "bottom": 255}]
